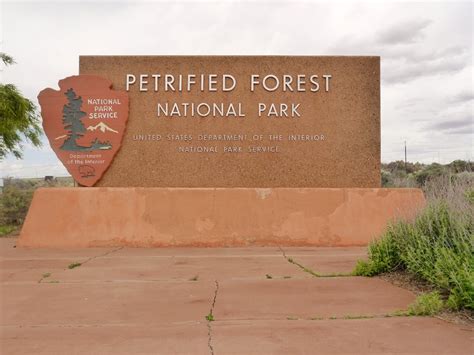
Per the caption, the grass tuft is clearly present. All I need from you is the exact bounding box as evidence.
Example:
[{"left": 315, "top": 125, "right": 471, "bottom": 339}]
[
  {"left": 205, "top": 313, "right": 214, "bottom": 322},
  {"left": 343, "top": 314, "right": 374, "bottom": 320},
  {"left": 407, "top": 292, "right": 444, "bottom": 316},
  {"left": 68, "top": 262, "right": 82, "bottom": 269}
]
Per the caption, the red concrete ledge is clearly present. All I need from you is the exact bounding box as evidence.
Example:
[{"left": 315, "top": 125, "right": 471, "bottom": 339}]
[{"left": 18, "top": 188, "right": 425, "bottom": 248}]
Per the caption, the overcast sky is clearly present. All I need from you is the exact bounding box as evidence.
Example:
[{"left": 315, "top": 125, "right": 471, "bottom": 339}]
[{"left": 1, "top": 0, "right": 472, "bottom": 178}]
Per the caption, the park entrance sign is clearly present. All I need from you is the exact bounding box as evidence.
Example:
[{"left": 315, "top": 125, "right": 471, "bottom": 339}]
[
  {"left": 78, "top": 56, "right": 380, "bottom": 188},
  {"left": 18, "top": 56, "right": 425, "bottom": 248}
]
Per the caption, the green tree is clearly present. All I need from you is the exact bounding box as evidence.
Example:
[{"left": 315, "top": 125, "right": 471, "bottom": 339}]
[{"left": 0, "top": 53, "right": 42, "bottom": 159}]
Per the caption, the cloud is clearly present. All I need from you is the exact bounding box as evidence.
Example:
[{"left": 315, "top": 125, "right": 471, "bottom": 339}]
[
  {"left": 449, "top": 90, "right": 474, "bottom": 104},
  {"left": 329, "top": 15, "right": 471, "bottom": 85},
  {"left": 446, "top": 127, "right": 473, "bottom": 135},
  {"left": 1, "top": 0, "right": 472, "bottom": 173},
  {"left": 428, "top": 115, "right": 472, "bottom": 132},
  {"left": 376, "top": 19, "right": 432, "bottom": 45},
  {"left": 383, "top": 53, "right": 469, "bottom": 84}
]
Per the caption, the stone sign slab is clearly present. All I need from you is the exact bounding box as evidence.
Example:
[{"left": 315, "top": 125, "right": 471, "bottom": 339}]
[
  {"left": 18, "top": 188, "right": 425, "bottom": 248},
  {"left": 78, "top": 56, "right": 379, "bottom": 187}
]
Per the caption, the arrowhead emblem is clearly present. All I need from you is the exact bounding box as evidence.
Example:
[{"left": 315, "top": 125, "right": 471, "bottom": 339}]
[{"left": 38, "top": 75, "right": 129, "bottom": 186}]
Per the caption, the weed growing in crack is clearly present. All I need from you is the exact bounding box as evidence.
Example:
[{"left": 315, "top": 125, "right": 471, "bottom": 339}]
[
  {"left": 284, "top": 253, "right": 353, "bottom": 278},
  {"left": 283, "top": 276, "right": 292, "bottom": 279},
  {"left": 388, "top": 310, "right": 409, "bottom": 317},
  {"left": 68, "top": 262, "right": 82, "bottom": 269},
  {"left": 343, "top": 314, "right": 374, "bottom": 320},
  {"left": 302, "top": 266, "right": 320, "bottom": 277},
  {"left": 303, "top": 300, "right": 446, "bottom": 322},
  {"left": 189, "top": 275, "right": 199, "bottom": 281},
  {"left": 286, "top": 316, "right": 298, "bottom": 320},
  {"left": 265, "top": 274, "right": 273, "bottom": 279},
  {"left": 38, "top": 272, "right": 52, "bottom": 284},
  {"left": 324, "top": 272, "right": 354, "bottom": 277},
  {"left": 205, "top": 280, "right": 219, "bottom": 323}
]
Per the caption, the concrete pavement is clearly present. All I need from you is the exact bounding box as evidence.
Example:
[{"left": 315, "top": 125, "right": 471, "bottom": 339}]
[{"left": 1, "top": 238, "right": 472, "bottom": 354}]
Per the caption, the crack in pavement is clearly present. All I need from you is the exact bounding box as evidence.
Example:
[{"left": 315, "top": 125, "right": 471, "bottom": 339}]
[
  {"left": 33, "top": 247, "right": 126, "bottom": 284},
  {"left": 38, "top": 272, "right": 52, "bottom": 284},
  {"left": 207, "top": 280, "right": 219, "bottom": 355},
  {"left": 278, "top": 246, "right": 288, "bottom": 259},
  {"left": 79, "top": 246, "right": 124, "bottom": 267},
  {"left": 64, "top": 246, "right": 125, "bottom": 271},
  {"left": 278, "top": 246, "right": 353, "bottom": 278}
]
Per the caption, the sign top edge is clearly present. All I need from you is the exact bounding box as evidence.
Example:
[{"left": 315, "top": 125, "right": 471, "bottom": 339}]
[{"left": 79, "top": 55, "right": 381, "bottom": 59}]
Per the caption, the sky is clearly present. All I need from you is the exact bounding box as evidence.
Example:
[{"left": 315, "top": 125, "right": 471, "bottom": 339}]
[{"left": 0, "top": 0, "right": 472, "bottom": 178}]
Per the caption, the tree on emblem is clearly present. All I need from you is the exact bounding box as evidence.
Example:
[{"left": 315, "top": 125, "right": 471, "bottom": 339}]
[
  {"left": 60, "top": 89, "right": 111, "bottom": 151},
  {"left": 61, "top": 89, "right": 86, "bottom": 150}
]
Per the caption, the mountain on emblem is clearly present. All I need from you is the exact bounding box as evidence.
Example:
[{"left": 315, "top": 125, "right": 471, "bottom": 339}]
[
  {"left": 38, "top": 75, "right": 129, "bottom": 187},
  {"left": 87, "top": 122, "right": 119, "bottom": 134}
]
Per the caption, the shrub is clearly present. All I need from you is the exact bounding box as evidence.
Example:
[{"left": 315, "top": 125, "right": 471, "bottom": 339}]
[
  {"left": 0, "top": 185, "right": 34, "bottom": 225},
  {"left": 353, "top": 260, "right": 374, "bottom": 276},
  {"left": 0, "top": 224, "right": 17, "bottom": 236},
  {"left": 381, "top": 170, "right": 391, "bottom": 187},
  {"left": 353, "top": 230, "right": 401, "bottom": 276},
  {"left": 465, "top": 188, "right": 474, "bottom": 204},
  {"left": 415, "top": 163, "right": 447, "bottom": 186},
  {"left": 354, "top": 176, "right": 474, "bottom": 310}
]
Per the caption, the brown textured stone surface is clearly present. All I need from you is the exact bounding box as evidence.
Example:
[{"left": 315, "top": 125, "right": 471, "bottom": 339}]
[
  {"left": 79, "top": 56, "right": 380, "bottom": 188},
  {"left": 38, "top": 75, "right": 129, "bottom": 186},
  {"left": 17, "top": 187, "right": 424, "bottom": 248}
]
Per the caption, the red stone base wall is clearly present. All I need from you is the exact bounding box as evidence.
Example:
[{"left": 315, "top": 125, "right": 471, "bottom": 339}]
[{"left": 18, "top": 188, "right": 426, "bottom": 248}]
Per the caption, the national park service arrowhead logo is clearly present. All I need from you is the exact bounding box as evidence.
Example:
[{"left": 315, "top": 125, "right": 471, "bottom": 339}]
[{"left": 38, "top": 75, "right": 129, "bottom": 186}]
